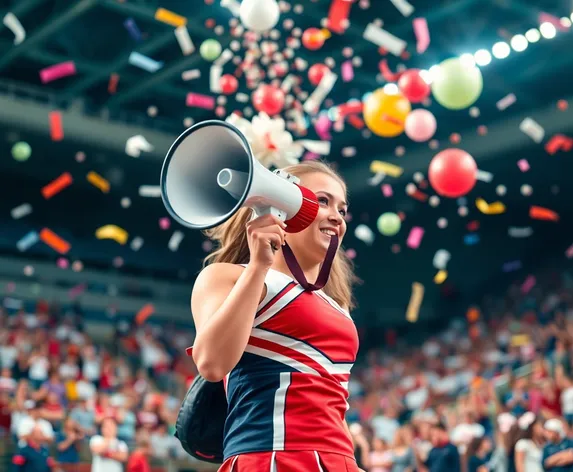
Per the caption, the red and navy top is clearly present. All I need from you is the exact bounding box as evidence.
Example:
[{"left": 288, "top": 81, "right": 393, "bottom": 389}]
[{"left": 220, "top": 267, "right": 359, "bottom": 461}]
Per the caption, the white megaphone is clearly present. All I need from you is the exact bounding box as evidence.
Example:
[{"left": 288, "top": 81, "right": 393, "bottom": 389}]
[{"left": 160, "top": 120, "right": 319, "bottom": 234}]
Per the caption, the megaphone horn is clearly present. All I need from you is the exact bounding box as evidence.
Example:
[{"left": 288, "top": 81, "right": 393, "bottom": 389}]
[{"left": 160, "top": 120, "right": 319, "bottom": 233}]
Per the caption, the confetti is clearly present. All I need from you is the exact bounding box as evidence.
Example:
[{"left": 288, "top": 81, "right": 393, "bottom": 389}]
[
  {"left": 10, "top": 203, "right": 32, "bottom": 220},
  {"left": 314, "top": 115, "right": 332, "bottom": 141},
  {"left": 370, "top": 161, "right": 404, "bottom": 178},
  {"left": 327, "top": 0, "right": 353, "bottom": 34},
  {"left": 168, "top": 231, "right": 185, "bottom": 251},
  {"left": 389, "top": 0, "right": 415, "bottom": 17},
  {"left": 128, "top": 52, "right": 163, "bottom": 73},
  {"left": 303, "top": 70, "right": 337, "bottom": 114},
  {"left": 186, "top": 92, "right": 216, "bottom": 109},
  {"left": 508, "top": 227, "right": 533, "bottom": 238},
  {"left": 566, "top": 244, "right": 573, "bottom": 259},
  {"left": 406, "top": 282, "right": 424, "bottom": 322},
  {"left": 529, "top": 205, "right": 559, "bottom": 221},
  {"left": 545, "top": 134, "right": 573, "bottom": 155},
  {"left": 382, "top": 183, "right": 393, "bottom": 196},
  {"left": 174, "top": 26, "right": 195, "bottom": 56},
  {"left": 125, "top": 135, "right": 154, "bottom": 158},
  {"left": 95, "top": 225, "right": 129, "bottom": 245},
  {"left": 464, "top": 233, "right": 480, "bottom": 245},
  {"left": 130, "top": 236, "right": 144, "bottom": 251},
  {"left": 136, "top": 303, "right": 155, "bottom": 324},
  {"left": 475, "top": 198, "right": 506, "bottom": 215},
  {"left": 412, "top": 18, "right": 430, "bottom": 54},
  {"left": 519, "top": 117, "right": 545, "bottom": 143},
  {"left": 341, "top": 60, "right": 354, "bottom": 82},
  {"left": 210, "top": 65, "right": 223, "bottom": 93},
  {"left": 517, "top": 159, "right": 530, "bottom": 172},
  {"left": 124, "top": 18, "right": 142, "bottom": 41},
  {"left": 40, "top": 228, "right": 70, "bottom": 254},
  {"left": 363, "top": 23, "right": 407, "bottom": 56},
  {"left": 434, "top": 270, "right": 447, "bottom": 284},
  {"left": 108, "top": 73, "right": 120, "bottom": 94},
  {"left": 17, "top": 231, "right": 39, "bottom": 252},
  {"left": 3, "top": 12, "right": 25, "bottom": 45},
  {"left": 42, "top": 172, "right": 73, "bottom": 199},
  {"left": 521, "top": 275, "right": 536, "bottom": 294},
  {"left": 87, "top": 171, "right": 110, "bottom": 193},
  {"left": 502, "top": 260, "right": 522, "bottom": 272},
  {"left": 181, "top": 69, "right": 201, "bottom": 81},
  {"left": 68, "top": 283, "right": 87, "bottom": 299},
  {"left": 40, "top": 61, "right": 76, "bottom": 84},
  {"left": 379, "top": 60, "right": 402, "bottom": 82},
  {"left": 138, "top": 186, "right": 161, "bottom": 197},
  {"left": 433, "top": 249, "right": 451, "bottom": 270},
  {"left": 476, "top": 170, "right": 493, "bottom": 182},
  {"left": 406, "top": 227, "right": 424, "bottom": 249},
  {"left": 49, "top": 111, "right": 64, "bottom": 141},
  {"left": 154, "top": 7, "right": 187, "bottom": 27},
  {"left": 539, "top": 12, "right": 569, "bottom": 32},
  {"left": 496, "top": 93, "right": 516, "bottom": 111}
]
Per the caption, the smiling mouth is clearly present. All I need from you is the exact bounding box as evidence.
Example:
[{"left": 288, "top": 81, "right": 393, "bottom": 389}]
[{"left": 320, "top": 229, "right": 337, "bottom": 238}]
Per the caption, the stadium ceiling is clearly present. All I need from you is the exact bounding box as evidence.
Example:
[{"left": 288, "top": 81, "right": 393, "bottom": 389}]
[{"left": 0, "top": 0, "right": 572, "bottom": 327}]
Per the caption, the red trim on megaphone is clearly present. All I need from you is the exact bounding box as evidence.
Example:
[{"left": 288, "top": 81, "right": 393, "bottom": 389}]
[{"left": 284, "top": 184, "right": 319, "bottom": 233}]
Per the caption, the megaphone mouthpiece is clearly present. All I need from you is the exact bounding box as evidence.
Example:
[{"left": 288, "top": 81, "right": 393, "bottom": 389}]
[{"left": 217, "top": 168, "right": 248, "bottom": 201}]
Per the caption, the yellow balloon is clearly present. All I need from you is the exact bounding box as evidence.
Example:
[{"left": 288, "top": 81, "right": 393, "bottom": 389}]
[{"left": 363, "top": 89, "right": 411, "bottom": 137}]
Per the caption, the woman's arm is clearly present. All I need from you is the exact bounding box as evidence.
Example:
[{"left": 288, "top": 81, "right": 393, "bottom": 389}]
[
  {"left": 191, "top": 263, "right": 268, "bottom": 382},
  {"left": 514, "top": 449, "right": 526, "bottom": 472}
]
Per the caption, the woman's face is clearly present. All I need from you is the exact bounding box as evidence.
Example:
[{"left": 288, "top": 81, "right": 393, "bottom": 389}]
[{"left": 284, "top": 172, "right": 347, "bottom": 264}]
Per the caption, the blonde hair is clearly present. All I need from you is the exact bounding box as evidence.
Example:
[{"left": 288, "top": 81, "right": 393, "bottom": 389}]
[{"left": 203, "top": 160, "right": 360, "bottom": 310}]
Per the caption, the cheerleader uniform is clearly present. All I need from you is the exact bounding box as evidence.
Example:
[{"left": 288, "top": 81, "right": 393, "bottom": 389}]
[{"left": 216, "top": 267, "right": 360, "bottom": 472}]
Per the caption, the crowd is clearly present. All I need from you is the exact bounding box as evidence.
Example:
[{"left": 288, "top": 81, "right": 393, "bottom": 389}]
[
  {"left": 0, "top": 300, "right": 198, "bottom": 471},
  {"left": 345, "top": 267, "right": 573, "bottom": 472},
  {"left": 1, "top": 266, "right": 573, "bottom": 471}
]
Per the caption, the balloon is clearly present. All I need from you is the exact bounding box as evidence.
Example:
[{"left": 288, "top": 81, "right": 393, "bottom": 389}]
[
  {"left": 220, "top": 74, "right": 239, "bottom": 95},
  {"left": 405, "top": 109, "right": 437, "bottom": 142},
  {"left": 308, "top": 63, "right": 330, "bottom": 86},
  {"left": 363, "top": 89, "right": 411, "bottom": 137},
  {"left": 239, "top": 0, "right": 280, "bottom": 32},
  {"left": 431, "top": 57, "right": 483, "bottom": 110},
  {"left": 252, "top": 84, "right": 285, "bottom": 115},
  {"left": 200, "top": 39, "right": 222, "bottom": 61},
  {"left": 377, "top": 213, "right": 401, "bottom": 236},
  {"left": 12, "top": 142, "right": 31, "bottom": 161},
  {"left": 302, "top": 27, "right": 326, "bottom": 50},
  {"left": 428, "top": 148, "right": 477, "bottom": 198},
  {"left": 398, "top": 69, "right": 431, "bottom": 103}
]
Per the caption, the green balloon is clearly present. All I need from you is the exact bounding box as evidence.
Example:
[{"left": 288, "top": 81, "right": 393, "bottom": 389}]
[
  {"left": 200, "top": 39, "right": 222, "bottom": 61},
  {"left": 12, "top": 142, "right": 31, "bottom": 161},
  {"left": 431, "top": 57, "right": 483, "bottom": 110},
  {"left": 377, "top": 212, "right": 401, "bottom": 236}
]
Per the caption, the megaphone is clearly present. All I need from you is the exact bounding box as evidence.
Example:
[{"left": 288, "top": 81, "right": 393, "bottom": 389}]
[{"left": 160, "top": 120, "right": 319, "bottom": 233}]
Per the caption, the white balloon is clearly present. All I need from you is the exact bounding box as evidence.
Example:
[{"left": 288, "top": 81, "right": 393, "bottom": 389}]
[{"left": 240, "top": 0, "right": 280, "bottom": 33}]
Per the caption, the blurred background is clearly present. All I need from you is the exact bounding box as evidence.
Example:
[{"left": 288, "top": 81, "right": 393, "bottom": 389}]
[{"left": 1, "top": 0, "right": 573, "bottom": 471}]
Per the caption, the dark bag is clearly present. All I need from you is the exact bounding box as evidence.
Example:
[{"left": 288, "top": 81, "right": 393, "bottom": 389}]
[{"left": 174, "top": 374, "right": 227, "bottom": 464}]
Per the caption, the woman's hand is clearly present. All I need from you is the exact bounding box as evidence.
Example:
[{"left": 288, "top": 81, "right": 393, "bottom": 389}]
[{"left": 246, "top": 213, "right": 287, "bottom": 269}]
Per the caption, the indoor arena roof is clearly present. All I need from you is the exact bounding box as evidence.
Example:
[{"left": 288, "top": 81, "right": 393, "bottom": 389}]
[{"left": 0, "top": 0, "right": 572, "bottom": 326}]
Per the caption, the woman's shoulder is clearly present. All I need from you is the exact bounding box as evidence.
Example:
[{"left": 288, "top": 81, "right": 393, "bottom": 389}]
[
  {"left": 196, "top": 262, "right": 246, "bottom": 282},
  {"left": 515, "top": 438, "right": 533, "bottom": 451}
]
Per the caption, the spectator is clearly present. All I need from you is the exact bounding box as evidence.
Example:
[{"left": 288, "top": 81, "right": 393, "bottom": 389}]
[
  {"left": 55, "top": 417, "right": 83, "bottom": 464},
  {"left": 541, "top": 419, "right": 573, "bottom": 471},
  {"left": 11, "top": 423, "right": 55, "bottom": 472},
  {"left": 369, "top": 437, "right": 392, "bottom": 472},
  {"left": 149, "top": 421, "right": 177, "bottom": 460},
  {"left": 89, "top": 417, "right": 129, "bottom": 472},
  {"left": 69, "top": 398, "right": 96, "bottom": 436},
  {"left": 126, "top": 435, "right": 152, "bottom": 472},
  {"left": 466, "top": 436, "right": 493, "bottom": 472},
  {"left": 514, "top": 413, "right": 544, "bottom": 472},
  {"left": 350, "top": 422, "right": 371, "bottom": 471},
  {"left": 423, "top": 422, "right": 460, "bottom": 472},
  {"left": 388, "top": 426, "right": 417, "bottom": 472}
]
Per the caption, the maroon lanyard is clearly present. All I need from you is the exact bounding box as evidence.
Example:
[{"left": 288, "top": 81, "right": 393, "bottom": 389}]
[{"left": 281, "top": 235, "right": 338, "bottom": 291}]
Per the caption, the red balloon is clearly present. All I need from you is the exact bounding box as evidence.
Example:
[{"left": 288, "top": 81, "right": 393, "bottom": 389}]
[
  {"left": 398, "top": 69, "right": 431, "bottom": 103},
  {"left": 220, "top": 74, "right": 238, "bottom": 95},
  {"left": 252, "top": 84, "right": 285, "bottom": 115},
  {"left": 302, "top": 27, "right": 325, "bottom": 50},
  {"left": 428, "top": 148, "right": 477, "bottom": 198},
  {"left": 308, "top": 63, "right": 330, "bottom": 86}
]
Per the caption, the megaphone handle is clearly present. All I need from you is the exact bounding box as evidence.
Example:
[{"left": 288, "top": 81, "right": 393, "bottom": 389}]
[
  {"left": 252, "top": 206, "right": 286, "bottom": 221},
  {"left": 252, "top": 206, "right": 286, "bottom": 253}
]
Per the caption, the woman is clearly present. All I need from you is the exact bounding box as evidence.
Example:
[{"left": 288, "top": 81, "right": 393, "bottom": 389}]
[
  {"left": 191, "top": 161, "right": 363, "bottom": 471},
  {"left": 388, "top": 427, "right": 416, "bottom": 472},
  {"left": 466, "top": 436, "right": 492, "bottom": 472},
  {"left": 514, "top": 412, "right": 544, "bottom": 472}
]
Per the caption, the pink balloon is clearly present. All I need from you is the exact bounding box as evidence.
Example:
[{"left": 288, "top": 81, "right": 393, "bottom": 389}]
[
  {"left": 405, "top": 109, "right": 437, "bottom": 142},
  {"left": 252, "top": 84, "right": 285, "bottom": 115}
]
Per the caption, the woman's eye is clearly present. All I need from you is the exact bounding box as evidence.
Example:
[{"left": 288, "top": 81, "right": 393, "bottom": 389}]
[
  {"left": 339, "top": 209, "right": 347, "bottom": 216},
  {"left": 318, "top": 196, "right": 328, "bottom": 205}
]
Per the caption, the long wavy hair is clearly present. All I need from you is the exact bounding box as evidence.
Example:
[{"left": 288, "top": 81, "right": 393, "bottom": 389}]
[{"left": 202, "top": 160, "right": 360, "bottom": 310}]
